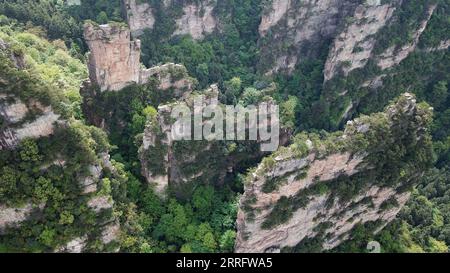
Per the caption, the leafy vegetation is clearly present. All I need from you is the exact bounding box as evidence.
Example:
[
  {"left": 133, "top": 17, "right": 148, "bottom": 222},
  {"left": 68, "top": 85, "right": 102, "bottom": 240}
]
[{"left": 0, "top": 0, "right": 449, "bottom": 253}]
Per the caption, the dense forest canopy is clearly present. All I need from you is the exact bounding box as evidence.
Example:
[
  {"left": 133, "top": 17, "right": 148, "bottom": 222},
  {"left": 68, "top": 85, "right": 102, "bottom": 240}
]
[{"left": 0, "top": 0, "right": 449, "bottom": 253}]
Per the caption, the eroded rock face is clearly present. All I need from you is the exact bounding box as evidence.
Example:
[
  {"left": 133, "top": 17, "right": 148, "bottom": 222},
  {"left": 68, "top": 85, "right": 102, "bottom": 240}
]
[
  {"left": 122, "top": 0, "right": 155, "bottom": 37},
  {"left": 0, "top": 86, "right": 60, "bottom": 151},
  {"left": 0, "top": 203, "right": 35, "bottom": 232},
  {"left": 84, "top": 23, "right": 141, "bottom": 92},
  {"left": 258, "top": 0, "right": 361, "bottom": 74},
  {"left": 83, "top": 22, "right": 194, "bottom": 94},
  {"left": 139, "top": 84, "right": 287, "bottom": 198},
  {"left": 1, "top": 39, "right": 60, "bottom": 149},
  {"left": 88, "top": 196, "right": 114, "bottom": 213},
  {"left": 377, "top": 4, "right": 438, "bottom": 70},
  {"left": 122, "top": 0, "right": 217, "bottom": 40},
  {"left": 140, "top": 63, "right": 194, "bottom": 93},
  {"left": 235, "top": 93, "right": 433, "bottom": 253},
  {"left": 56, "top": 236, "right": 88, "bottom": 253},
  {"left": 259, "top": 0, "right": 291, "bottom": 37},
  {"left": 101, "top": 222, "right": 121, "bottom": 245},
  {"left": 258, "top": 0, "right": 438, "bottom": 79},
  {"left": 0, "top": 98, "right": 60, "bottom": 150},
  {"left": 173, "top": 2, "right": 217, "bottom": 39},
  {"left": 324, "top": 1, "right": 398, "bottom": 81},
  {"left": 1, "top": 41, "right": 121, "bottom": 252},
  {"left": 139, "top": 85, "right": 222, "bottom": 197},
  {"left": 0, "top": 38, "right": 25, "bottom": 69},
  {"left": 422, "top": 39, "right": 450, "bottom": 53}
]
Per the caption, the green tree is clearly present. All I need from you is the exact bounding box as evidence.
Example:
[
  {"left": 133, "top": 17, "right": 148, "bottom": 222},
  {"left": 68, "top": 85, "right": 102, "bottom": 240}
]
[
  {"left": 219, "top": 230, "right": 236, "bottom": 253},
  {"left": 32, "top": 177, "right": 55, "bottom": 204},
  {"left": 192, "top": 186, "right": 215, "bottom": 221},
  {"left": 96, "top": 11, "right": 108, "bottom": 24},
  {"left": 203, "top": 232, "right": 217, "bottom": 251},
  {"left": 240, "top": 87, "right": 261, "bottom": 106},
  {"left": 0, "top": 166, "right": 17, "bottom": 199},
  {"left": 280, "top": 96, "right": 299, "bottom": 129},
  {"left": 19, "top": 139, "right": 41, "bottom": 162},
  {"left": 39, "top": 228, "right": 56, "bottom": 247},
  {"left": 429, "top": 81, "right": 448, "bottom": 109},
  {"left": 59, "top": 211, "right": 75, "bottom": 225},
  {"left": 224, "top": 77, "right": 243, "bottom": 104},
  {"left": 428, "top": 237, "right": 448, "bottom": 253}
]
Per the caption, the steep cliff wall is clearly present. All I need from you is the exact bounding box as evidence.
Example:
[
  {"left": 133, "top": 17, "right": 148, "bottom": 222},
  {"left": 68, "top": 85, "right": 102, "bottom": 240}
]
[
  {"left": 173, "top": 1, "right": 217, "bottom": 39},
  {"left": 323, "top": 0, "right": 439, "bottom": 83},
  {"left": 0, "top": 203, "right": 41, "bottom": 233},
  {"left": 323, "top": 0, "right": 399, "bottom": 81},
  {"left": 122, "top": 0, "right": 155, "bottom": 37},
  {"left": 0, "top": 101, "right": 60, "bottom": 150},
  {"left": 257, "top": 0, "right": 362, "bottom": 74},
  {"left": 139, "top": 84, "right": 227, "bottom": 198},
  {"left": 84, "top": 22, "right": 141, "bottom": 92},
  {"left": 83, "top": 21, "right": 194, "bottom": 95},
  {"left": 236, "top": 93, "right": 433, "bottom": 253},
  {"left": 0, "top": 40, "right": 122, "bottom": 253},
  {"left": 139, "top": 84, "right": 286, "bottom": 199},
  {"left": 259, "top": 0, "right": 438, "bottom": 84},
  {"left": 376, "top": 4, "right": 438, "bottom": 70},
  {"left": 318, "top": 0, "right": 442, "bottom": 130},
  {"left": 122, "top": 0, "right": 217, "bottom": 39},
  {"left": 0, "top": 40, "right": 61, "bottom": 150}
]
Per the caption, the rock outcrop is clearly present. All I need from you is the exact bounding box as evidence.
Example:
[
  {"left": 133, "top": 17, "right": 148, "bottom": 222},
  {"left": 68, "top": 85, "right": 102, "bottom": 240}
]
[
  {"left": 257, "top": 0, "right": 361, "bottom": 74},
  {"left": 377, "top": 4, "right": 438, "bottom": 70},
  {"left": 258, "top": 0, "right": 438, "bottom": 80},
  {"left": 0, "top": 39, "right": 121, "bottom": 253},
  {"left": 121, "top": 0, "right": 217, "bottom": 39},
  {"left": 56, "top": 236, "right": 88, "bottom": 253},
  {"left": 139, "top": 84, "right": 287, "bottom": 198},
  {"left": 1, "top": 39, "right": 60, "bottom": 150},
  {"left": 139, "top": 63, "right": 195, "bottom": 94},
  {"left": 0, "top": 38, "right": 25, "bottom": 69},
  {"left": 84, "top": 22, "right": 141, "bottom": 92},
  {"left": 0, "top": 99, "right": 60, "bottom": 150},
  {"left": 0, "top": 203, "right": 38, "bottom": 233},
  {"left": 139, "top": 84, "right": 225, "bottom": 198},
  {"left": 324, "top": 0, "right": 398, "bottom": 81},
  {"left": 235, "top": 93, "right": 433, "bottom": 253},
  {"left": 173, "top": 1, "right": 217, "bottom": 40},
  {"left": 422, "top": 39, "right": 450, "bottom": 53},
  {"left": 84, "top": 22, "right": 195, "bottom": 93},
  {"left": 122, "top": 0, "right": 155, "bottom": 37},
  {"left": 316, "top": 1, "right": 441, "bottom": 128}
]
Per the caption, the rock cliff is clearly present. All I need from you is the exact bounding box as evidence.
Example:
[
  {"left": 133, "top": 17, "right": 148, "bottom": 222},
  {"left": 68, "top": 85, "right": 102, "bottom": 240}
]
[
  {"left": 235, "top": 93, "right": 433, "bottom": 253},
  {"left": 323, "top": 0, "right": 399, "bottom": 81},
  {"left": 0, "top": 203, "right": 41, "bottom": 233},
  {"left": 173, "top": 1, "right": 217, "bottom": 40},
  {"left": 257, "top": 0, "right": 361, "bottom": 74},
  {"left": 84, "top": 22, "right": 141, "bottom": 92},
  {"left": 139, "top": 84, "right": 224, "bottom": 198},
  {"left": 0, "top": 39, "right": 122, "bottom": 252},
  {"left": 121, "top": 0, "right": 217, "bottom": 39},
  {"left": 258, "top": 0, "right": 439, "bottom": 82},
  {"left": 83, "top": 22, "right": 195, "bottom": 94},
  {"left": 0, "top": 40, "right": 61, "bottom": 150},
  {"left": 122, "top": 0, "right": 155, "bottom": 37},
  {"left": 318, "top": 1, "right": 441, "bottom": 128},
  {"left": 139, "top": 84, "right": 287, "bottom": 199},
  {"left": 376, "top": 4, "right": 438, "bottom": 70}
]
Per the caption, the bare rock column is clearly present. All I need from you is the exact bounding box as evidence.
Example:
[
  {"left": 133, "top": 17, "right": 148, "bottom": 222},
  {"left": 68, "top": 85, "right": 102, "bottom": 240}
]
[{"left": 84, "top": 22, "right": 141, "bottom": 92}]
